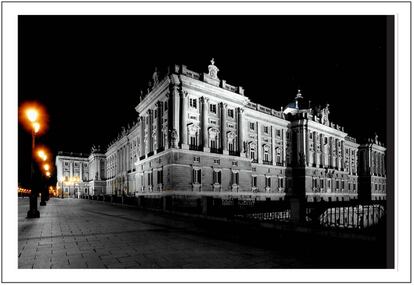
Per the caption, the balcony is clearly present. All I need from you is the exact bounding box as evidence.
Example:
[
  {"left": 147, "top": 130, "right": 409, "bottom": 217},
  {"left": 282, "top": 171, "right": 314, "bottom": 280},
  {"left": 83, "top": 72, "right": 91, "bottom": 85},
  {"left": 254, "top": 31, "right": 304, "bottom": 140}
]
[
  {"left": 251, "top": 159, "right": 258, "bottom": 163},
  {"left": 229, "top": 150, "right": 240, "bottom": 156},
  {"left": 139, "top": 155, "right": 145, "bottom": 160},
  {"left": 210, "top": 148, "right": 223, "bottom": 154},
  {"left": 262, "top": 160, "right": 272, "bottom": 165},
  {"left": 147, "top": 151, "right": 154, "bottom": 157},
  {"left": 189, "top": 144, "right": 203, "bottom": 151},
  {"left": 157, "top": 146, "right": 165, "bottom": 153},
  {"left": 276, "top": 162, "right": 283, "bottom": 166}
]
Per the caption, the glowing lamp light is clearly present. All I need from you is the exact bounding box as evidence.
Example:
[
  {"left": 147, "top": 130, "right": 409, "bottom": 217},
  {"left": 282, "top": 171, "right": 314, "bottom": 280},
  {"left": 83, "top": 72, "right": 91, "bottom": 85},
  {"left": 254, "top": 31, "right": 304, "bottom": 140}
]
[
  {"left": 33, "top": 122, "right": 40, "bottom": 134},
  {"left": 43, "top": 164, "right": 50, "bottom": 171},
  {"left": 46, "top": 171, "right": 51, "bottom": 177},
  {"left": 37, "top": 150, "right": 47, "bottom": 161},
  {"left": 26, "top": 108, "right": 38, "bottom": 123}
]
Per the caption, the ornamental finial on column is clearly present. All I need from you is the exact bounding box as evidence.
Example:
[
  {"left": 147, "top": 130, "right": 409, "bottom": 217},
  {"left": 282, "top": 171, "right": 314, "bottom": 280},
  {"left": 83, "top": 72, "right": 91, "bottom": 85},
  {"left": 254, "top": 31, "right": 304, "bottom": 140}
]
[{"left": 208, "top": 58, "right": 219, "bottom": 79}]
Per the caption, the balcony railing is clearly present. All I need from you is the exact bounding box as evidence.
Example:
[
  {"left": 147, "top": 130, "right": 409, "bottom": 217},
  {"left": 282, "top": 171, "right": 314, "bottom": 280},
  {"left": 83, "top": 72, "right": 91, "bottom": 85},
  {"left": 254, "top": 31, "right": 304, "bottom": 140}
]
[
  {"left": 252, "top": 159, "right": 258, "bottom": 163},
  {"left": 262, "top": 160, "right": 272, "bottom": 165},
  {"left": 229, "top": 150, "right": 240, "bottom": 156},
  {"left": 147, "top": 151, "right": 154, "bottom": 157},
  {"left": 139, "top": 155, "right": 145, "bottom": 160},
  {"left": 210, "top": 148, "right": 223, "bottom": 154},
  {"left": 276, "top": 162, "right": 284, "bottom": 166},
  {"left": 157, "top": 146, "right": 165, "bottom": 153},
  {"left": 189, "top": 144, "right": 203, "bottom": 151}
]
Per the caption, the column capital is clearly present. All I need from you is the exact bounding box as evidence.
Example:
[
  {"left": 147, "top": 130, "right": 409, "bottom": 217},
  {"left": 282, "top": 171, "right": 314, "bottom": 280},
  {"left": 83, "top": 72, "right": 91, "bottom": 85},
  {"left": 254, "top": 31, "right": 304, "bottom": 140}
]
[{"left": 200, "top": 96, "right": 209, "bottom": 104}]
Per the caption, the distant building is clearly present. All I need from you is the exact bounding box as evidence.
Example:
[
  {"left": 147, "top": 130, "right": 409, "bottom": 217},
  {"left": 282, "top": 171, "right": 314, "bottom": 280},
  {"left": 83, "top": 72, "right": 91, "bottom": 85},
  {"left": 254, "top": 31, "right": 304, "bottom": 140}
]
[{"left": 56, "top": 60, "right": 386, "bottom": 201}]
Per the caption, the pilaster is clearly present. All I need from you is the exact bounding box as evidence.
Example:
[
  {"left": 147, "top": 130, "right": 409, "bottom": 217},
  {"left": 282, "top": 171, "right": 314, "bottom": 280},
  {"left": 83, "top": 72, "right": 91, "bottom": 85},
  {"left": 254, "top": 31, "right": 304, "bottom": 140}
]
[
  {"left": 238, "top": 107, "right": 245, "bottom": 157},
  {"left": 201, "top": 97, "right": 210, "bottom": 152},
  {"left": 221, "top": 103, "right": 228, "bottom": 155},
  {"left": 180, "top": 90, "right": 189, "bottom": 149}
]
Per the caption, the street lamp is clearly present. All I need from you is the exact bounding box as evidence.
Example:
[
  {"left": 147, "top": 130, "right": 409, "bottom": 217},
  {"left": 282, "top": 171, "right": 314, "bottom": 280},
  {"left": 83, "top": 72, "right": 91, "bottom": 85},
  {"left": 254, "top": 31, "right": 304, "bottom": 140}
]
[{"left": 25, "top": 107, "right": 41, "bottom": 218}]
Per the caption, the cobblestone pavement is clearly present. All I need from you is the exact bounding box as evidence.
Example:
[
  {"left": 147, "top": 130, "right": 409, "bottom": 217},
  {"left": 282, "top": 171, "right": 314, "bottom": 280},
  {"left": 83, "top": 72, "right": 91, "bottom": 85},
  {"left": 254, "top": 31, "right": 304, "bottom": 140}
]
[
  {"left": 19, "top": 197, "right": 310, "bottom": 269},
  {"left": 18, "top": 197, "right": 385, "bottom": 269}
]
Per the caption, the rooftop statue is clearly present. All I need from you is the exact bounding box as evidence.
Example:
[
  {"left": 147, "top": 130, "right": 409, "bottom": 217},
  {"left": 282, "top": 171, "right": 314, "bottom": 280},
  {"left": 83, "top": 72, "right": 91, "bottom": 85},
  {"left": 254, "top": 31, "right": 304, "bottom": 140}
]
[
  {"left": 152, "top": 67, "right": 159, "bottom": 86},
  {"left": 208, "top": 58, "right": 219, "bottom": 80},
  {"left": 321, "top": 103, "right": 330, "bottom": 125}
]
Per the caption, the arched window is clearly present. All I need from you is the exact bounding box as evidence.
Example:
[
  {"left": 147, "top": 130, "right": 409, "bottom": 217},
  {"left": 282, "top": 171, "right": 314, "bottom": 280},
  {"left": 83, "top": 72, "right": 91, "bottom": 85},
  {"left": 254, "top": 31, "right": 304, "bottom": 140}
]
[
  {"left": 276, "top": 147, "right": 282, "bottom": 165},
  {"left": 263, "top": 145, "right": 271, "bottom": 164}
]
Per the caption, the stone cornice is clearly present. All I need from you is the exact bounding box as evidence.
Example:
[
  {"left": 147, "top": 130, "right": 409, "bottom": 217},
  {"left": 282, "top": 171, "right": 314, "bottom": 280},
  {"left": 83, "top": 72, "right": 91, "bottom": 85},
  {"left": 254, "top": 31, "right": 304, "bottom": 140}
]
[
  {"left": 135, "top": 76, "right": 170, "bottom": 114},
  {"left": 180, "top": 74, "right": 249, "bottom": 107},
  {"left": 244, "top": 109, "right": 289, "bottom": 128}
]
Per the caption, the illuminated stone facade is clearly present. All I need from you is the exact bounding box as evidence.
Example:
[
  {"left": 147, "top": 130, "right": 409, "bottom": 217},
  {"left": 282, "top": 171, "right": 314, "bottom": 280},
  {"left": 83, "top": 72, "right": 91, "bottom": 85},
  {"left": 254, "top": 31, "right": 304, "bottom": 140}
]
[{"left": 56, "top": 60, "right": 387, "bottom": 201}]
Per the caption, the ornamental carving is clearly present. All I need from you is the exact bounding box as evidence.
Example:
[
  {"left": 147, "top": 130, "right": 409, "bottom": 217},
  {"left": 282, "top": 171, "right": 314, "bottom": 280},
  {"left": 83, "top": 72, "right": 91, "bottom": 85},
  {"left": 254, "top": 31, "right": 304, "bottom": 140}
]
[
  {"left": 227, "top": 131, "right": 237, "bottom": 142},
  {"left": 187, "top": 123, "right": 200, "bottom": 136}
]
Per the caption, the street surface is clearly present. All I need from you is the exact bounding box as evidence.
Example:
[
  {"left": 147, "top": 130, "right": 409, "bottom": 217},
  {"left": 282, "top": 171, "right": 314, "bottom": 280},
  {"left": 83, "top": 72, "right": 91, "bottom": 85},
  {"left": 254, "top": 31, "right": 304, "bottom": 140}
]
[{"left": 18, "top": 197, "right": 385, "bottom": 269}]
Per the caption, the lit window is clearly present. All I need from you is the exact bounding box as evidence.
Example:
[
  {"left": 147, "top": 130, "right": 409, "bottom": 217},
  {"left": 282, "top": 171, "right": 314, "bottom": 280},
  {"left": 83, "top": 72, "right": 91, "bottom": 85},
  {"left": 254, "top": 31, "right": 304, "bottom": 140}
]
[
  {"left": 193, "top": 169, "right": 201, "bottom": 184},
  {"left": 227, "top": 109, "right": 234, "bottom": 118},
  {"left": 209, "top": 104, "right": 217, "bottom": 114},
  {"left": 265, "top": 177, "right": 271, "bottom": 188},
  {"left": 252, "top": 176, "right": 257, "bottom": 187},
  {"left": 276, "top": 130, "right": 281, "bottom": 137},
  {"left": 213, "top": 170, "right": 221, "bottom": 184},
  {"left": 231, "top": 172, "right": 239, "bottom": 185},
  {"left": 190, "top": 98, "right": 197, "bottom": 108}
]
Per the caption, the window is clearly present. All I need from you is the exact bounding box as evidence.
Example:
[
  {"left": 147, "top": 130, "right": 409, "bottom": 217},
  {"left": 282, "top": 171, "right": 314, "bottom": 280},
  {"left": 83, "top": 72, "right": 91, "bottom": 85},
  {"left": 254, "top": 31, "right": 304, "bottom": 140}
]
[
  {"left": 210, "top": 140, "right": 217, "bottom": 149},
  {"left": 341, "top": 180, "right": 345, "bottom": 190},
  {"left": 312, "top": 177, "right": 318, "bottom": 189},
  {"left": 265, "top": 177, "right": 271, "bottom": 188},
  {"left": 263, "top": 126, "right": 269, "bottom": 134},
  {"left": 278, "top": 177, "right": 284, "bottom": 188},
  {"left": 213, "top": 170, "right": 221, "bottom": 184},
  {"left": 276, "top": 148, "right": 282, "bottom": 164},
  {"left": 157, "top": 169, "right": 163, "bottom": 184},
  {"left": 250, "top": 149, "right": 256, "bottom": 160},
  {"left": 190, "top": 98, "right": 197, "bottom": 108},
  {"left": 231, "top": 172, "right": 239, "bottom": 185},
  {"left": 193, "top": 156, "right": 200, "bottom": 162},
  {"left": 228, "top": 140, "right": 235, "bottom": 152},
  {"left": 249, "top": 122, "right": 255, "bottom": 130},
  {"left": 213, "top": 159, "right": 220, "bottom": 164},
  {"left": 190, "top": 136, "right": 197, "bottom": 146},
  {"left": 276, "top": 129, "right": 281, "bottom": 137},
  {"left": 227, "top": 109, "right": 234, "bottom": 118},
  {"left": 164, "top": 101, "right": 168, "bottom": 111},
  {"left": 209, "top": 104, "right": 217, "bottom": 114},
  {"left": 154, "top": 110, "right": 158, "bottom": 118},
  {"left": 336, "top": 180, "right": 339, "bottom": 190},
  {"left": 232, "top": 161, "right": 238, "bottom": 166},
  {"left": 320, "top": 178, "right": 324, "bottom": 189},
  {"left": 252, "top": 176, "right": 257, "bottom": 187},
  {"left": 310, "top": 133, "right": 313, "bottom": 139},
  {"left": 193, "top": 169, "right": 201, "bottom": 184},
  {"left": 264, "top": 150, "right": 270, "bottom": 162}
]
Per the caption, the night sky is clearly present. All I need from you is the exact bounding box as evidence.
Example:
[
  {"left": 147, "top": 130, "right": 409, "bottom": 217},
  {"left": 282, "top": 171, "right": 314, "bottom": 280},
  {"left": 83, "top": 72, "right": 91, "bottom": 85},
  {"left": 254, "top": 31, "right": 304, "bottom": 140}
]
[{"left": 18, "top": 15, "right": 391, "bottom": 187}]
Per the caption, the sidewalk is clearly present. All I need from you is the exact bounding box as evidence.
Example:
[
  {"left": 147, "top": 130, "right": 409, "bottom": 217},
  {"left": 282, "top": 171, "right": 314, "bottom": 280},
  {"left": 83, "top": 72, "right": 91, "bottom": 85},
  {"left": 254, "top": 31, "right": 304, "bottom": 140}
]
[{"left": 18, "top": 197, "right": 308, "bottom": 269}]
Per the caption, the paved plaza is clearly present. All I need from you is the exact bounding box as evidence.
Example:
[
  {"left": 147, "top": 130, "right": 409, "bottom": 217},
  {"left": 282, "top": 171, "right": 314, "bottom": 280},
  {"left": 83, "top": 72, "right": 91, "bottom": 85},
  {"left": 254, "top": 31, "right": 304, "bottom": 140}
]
[{"left": 18, "top": 197, "right": 385, "bottom": 269}]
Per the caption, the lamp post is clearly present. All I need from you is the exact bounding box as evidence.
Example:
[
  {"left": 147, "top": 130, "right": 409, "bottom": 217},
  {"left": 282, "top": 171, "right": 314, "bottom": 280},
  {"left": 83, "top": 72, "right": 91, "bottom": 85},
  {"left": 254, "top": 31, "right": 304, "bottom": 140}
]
[
  {"left": 40, "top": 161, "right": 50, "bottom": 206},
  {"left": 26, "top": 108, "right": 40, "bottom": 218}
]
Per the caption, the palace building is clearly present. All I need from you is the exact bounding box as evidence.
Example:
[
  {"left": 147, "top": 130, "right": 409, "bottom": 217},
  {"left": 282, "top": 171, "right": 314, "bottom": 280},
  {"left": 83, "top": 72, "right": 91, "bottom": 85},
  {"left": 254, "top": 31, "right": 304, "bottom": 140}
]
[{"left": 55, "top": 60, "right": 387, "bottom": 202}]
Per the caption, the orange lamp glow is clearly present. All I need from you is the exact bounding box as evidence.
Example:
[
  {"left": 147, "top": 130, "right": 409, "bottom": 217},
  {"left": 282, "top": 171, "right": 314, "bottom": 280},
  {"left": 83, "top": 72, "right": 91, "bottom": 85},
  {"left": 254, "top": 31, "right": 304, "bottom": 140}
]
[
  {"left": 26, "top": 108, "right": 38, "bottom": 123},
  {"left": 33, "top": 122, "right": 40, "bottom": 133}
]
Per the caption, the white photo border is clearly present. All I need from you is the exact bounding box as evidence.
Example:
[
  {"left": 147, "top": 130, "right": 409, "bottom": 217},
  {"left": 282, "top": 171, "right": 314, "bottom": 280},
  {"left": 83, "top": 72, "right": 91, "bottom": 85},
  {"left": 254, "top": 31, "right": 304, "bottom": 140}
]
[{"left": 2, "top": 1, "right": 411, "bottom": 283}]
